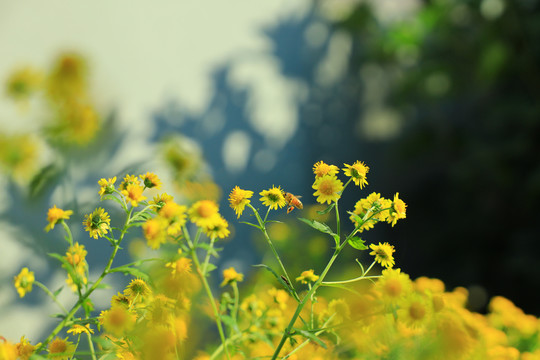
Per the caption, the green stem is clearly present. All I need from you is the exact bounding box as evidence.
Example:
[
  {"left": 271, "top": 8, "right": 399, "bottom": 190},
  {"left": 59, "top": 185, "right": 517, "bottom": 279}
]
[
  {"left": 322, "top": 275, "right": 380, "bottom": 285},
  {"left": 36, "top": 207, "right": 133, "bottom": 353},
  {"left": 202, "top": 236, "right": 216, "bottom": 275},
  {"left": 34, "top": 281, "right": 68, "bottom": 314},
  {"left": 184, "top": 226, "right": 231, "bottom": 360},
  {"left": 61, "top": 221, "right": 73, "bottom": 247},
  {"left": 209, "top": 333, "right": 243, "bottom": 360},
  {"left": 248, "top": 204, "right": 297, "bottom": 300},
  {"left": 85, "top": 330, "right": 97, "bottom": 360},
  {"left": 232, "top": 282, "right": 240, "bottom": 332},
  {"left": 271, "top": 239, "right": 348, "bottom": 360}
]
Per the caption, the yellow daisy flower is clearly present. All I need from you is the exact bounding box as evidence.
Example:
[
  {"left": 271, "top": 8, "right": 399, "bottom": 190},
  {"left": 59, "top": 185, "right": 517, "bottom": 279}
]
[
  {"left": 0, "top": 339, "right": 17, "bottom": 360},
  {"left": 369, "top": 242, "right": 395, "bottom": 268},
  {"left": 166, "top": 257, "right": 193, "bottom": 276},
  {"left": 229, "top": 186, "right": 254, "bottom": 218},
  {"left": 259, "top": 186, "right": 286, "bottom": 210},
  {"left": 122, "top": 183, "right": 147, "bottom": 207},
  {"left": 67, "top": 323, "right": 94, "bottom": 335},
  {"left": 296, "top": 269, "right": 319, "bottom": 284},
  {"left": 140, "top": 172, "right": 162, "bottom": 189},
  {"left": 119, "top": 174, "right": 140, "bottom": 191},
  {"left": 313, "top": 161, "right": 339, "bottom": 178},
  {"left": 83, "top": 208, "right": 111, "bottom": 239},
  {"left": 312, "top": 175, "right": 343, "bottom": 204},
  {"left": 158, "top": 201, "right": 187, "bottom": 236},
  {"left": 221, "top": 267, "right": 244, "bottom": 287},
  {"left": 188, "top": 200, "right": 220, "bottom": 228},
  {"left": 16, "top": 336, "right": 39, "bottom": 360},
  {"left": 142, "top": 217, "right": 168, "bottom": 249},
  {"left": 343, "top": 160, "right": 369, "bottom": 188},
  {"left": 47, "top": 337, "right": 76, "bottom": 360},
  {"left": 124, "top": 278, "right": 151, "bottom": 300},
  {"left": 13, "top": 267, "right": 34, "bottom": 298},
  {"left": 203, "top": 216, "right": 230, "bottom": 239},
  {"left": 45, "top": 205, "right": 73, "bottom": 232},
  {"left": 111, "top": 292, "right": 132, "bottom": 308},
  {"left": 64, "top": 243, "right": 89, "bottom": 291},
  {"left": 387, "top": 192, "right": 407, "bottom": 227},
  {"left": 397, "top": 293, "right": 432, "bottom": 329},
  {"left": 99, "top": 307, "right": 137, "bottom": 337},
  {"left": 98, "top": 176, "right": 116, "bottom": 197},
  {"left": 6, "top": 66, "right": 42, "bottom": 101},
  {"left": 150, "top": 193, "right": 174, "bottom": 211},
  {"left": 375, "top": 268, "right": 412, "bottom": 303}
]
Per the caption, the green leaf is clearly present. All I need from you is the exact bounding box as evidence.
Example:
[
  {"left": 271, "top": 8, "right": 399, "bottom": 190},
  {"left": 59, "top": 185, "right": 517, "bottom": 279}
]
[
  {"left": 220, "top": 314, "right": 237, "bottom": 330},
  {"left": 252, "top": 264, "right": 299, "bottom": 302},
  {"left": 50, "top": 313, "right": 66, "bottom": 319},
  {"left": 348, "top": 236, "right": 368, "bottom": 250},
  {"left": 29, "top": 354, "right": 48, "bottom": 360},
  {"left": 108, "top": 265, "right": 149, "bottom": 281},
  {"left": 204, "top": 263, "right": 217, "bottom": 275},
  {"left": 29, "top": 164, "right": 60, "bottom": 198},
  {"left": 294, "top": 328, "right": 328, "bottom": 349},
  {"left": 317, "top": 203, "right": 335, "bottom": 215},
  {"left": 102, "top": 194, "right": 126, "bottom": 211},
  {"left": 239, "top": 221, "right": 261, "bottom": 229},
  {"left": 52, "top": 286, "right": 64, "bottom": 297},
  {"left": 82, "top": 298, "right": 94, "bottom": 313},
  {"left": 298, "top": 218, "right": 339, "bottom": 244},
  {"left": 347, "top": 211, "right": 364, "bottom": 226},
  {"left": 131, "top": 210, "right": 153, "bottom": 222}
]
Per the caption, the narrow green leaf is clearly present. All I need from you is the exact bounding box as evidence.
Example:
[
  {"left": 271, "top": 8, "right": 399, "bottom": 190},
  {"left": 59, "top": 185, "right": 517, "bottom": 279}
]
[
  {"left": 204, "top": 263, "right": 217, "bottom": 275},
  {"left": 317, "top": 203, "right": 335, "bottom": 215},
  {"left": 52, "top": 286, "right": 64, "bottom": 297},
  {"left": 108, "top": 265, "right": 149, "bottom": 281},
  {"left": 252, "top": 264, "right": 298, "bottom": 301},
  {"left": 294, "top": 328, "right": 328, "bottom": 349},
  {"left": 347, "top": 211, "right": 364, "bottom": 226},
  {"left": 348, "top": 236, "right": 368, "bottom": 250},
  {"left": 102, "top": 194, "right": 126, "bottom": 210},
  {"left": 239, "top": 221, "right": 261, "bottom": 229},
  {"left": 298, "top": 218, "right": 335, "bottom": 236}
]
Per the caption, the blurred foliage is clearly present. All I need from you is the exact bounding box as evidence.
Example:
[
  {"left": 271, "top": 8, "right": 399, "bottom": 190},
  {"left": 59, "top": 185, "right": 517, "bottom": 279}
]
[{"left": 328, "top": 0, "right": 540, "bottom": 315}]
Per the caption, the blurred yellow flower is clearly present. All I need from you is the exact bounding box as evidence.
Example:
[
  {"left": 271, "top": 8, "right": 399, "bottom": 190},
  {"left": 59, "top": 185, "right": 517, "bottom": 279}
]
[
  {"left": 67, "top": 324, "right": 94, "bottom": 335},
  {"left": 5, "top": 66, "right": 42, "bottom": 102},
  {"left": 142, "top": 217, "right": 168, "bottom": 249},
  {"left": 16, "top": 336, "right": 39, "bottom": 360},
  {"left": 221, "top": 267, "right": 244, "bottom": 287},
  {"left": 47, "top": 337, "right": 76, "bottom": 360},
  {"left": 203, "top": 216, "right": 230, "bottom": 239},
  {"left": 99, "top": 307, "right": 137, "bottom": 337},
  {"left": 188, "top": 200, "right": 220, "bottom": 227},
  {"left": 122, "top": 183, "right": 147, "bottom": 207},
  {"left": 13, "top": 267, "right": 34, "bottom": 298},
  {"left": 296, "top": 269, "right": 319, "bottom": 284}
]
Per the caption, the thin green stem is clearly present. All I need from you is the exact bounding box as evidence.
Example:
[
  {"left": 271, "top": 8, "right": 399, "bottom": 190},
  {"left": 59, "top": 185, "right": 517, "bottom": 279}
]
[
  {"left": 34, "top": 281, "right": 68, "bottom": 314},
  {"left": 232, "top": 282, "right": 240, "bottom": 332},
  {"left": 322, "top": 275, "right": 380, "bottom": 285},
  {"left": 202, "top": 236, "right": 216, "bottom": 275},
  {"left": 271, "top": 239, "right": 348, "bottom": 360},
  {"left": 247, "top": 204, "right": 297, "bottom": 299},
  {"left": 185, "top": 226, "right": 230, "bottom": 360},
  {"left": 85, "top": 330, "right": 97, "bottom": 360},
  {"left": 61, "top": 221, "right": 73, "bottom": 247}
]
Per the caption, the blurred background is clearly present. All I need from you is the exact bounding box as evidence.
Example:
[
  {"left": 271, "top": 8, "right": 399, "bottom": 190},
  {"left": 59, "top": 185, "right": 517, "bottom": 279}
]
[{"left": 1, "top": 0, "right": 539, "bottom": 344}]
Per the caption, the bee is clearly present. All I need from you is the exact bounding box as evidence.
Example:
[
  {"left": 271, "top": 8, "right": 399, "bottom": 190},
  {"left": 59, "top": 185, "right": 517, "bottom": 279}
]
[{"left": 283, "top": 191, "right": 303, "bottom": 214}]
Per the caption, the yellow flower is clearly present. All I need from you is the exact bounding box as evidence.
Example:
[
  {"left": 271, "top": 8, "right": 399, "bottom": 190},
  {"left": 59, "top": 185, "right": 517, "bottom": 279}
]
[
  {"left": 150, "top": 193, "right": 174, "bottom": 211},
  {"left": 229, "top": 186, "right": 254, "bottom": 218},
  {"left": 121, "top": 183, "right": 147, "bottom": 207},
  {"left": 203, "top": 216, "right": 230, "bottom": 239},
  {"left": 159, "top": 201, "right": 187, "bottom": 236},
  {"left": 221, "top": 267, "right": 244, "bottom": 287},
  {"left": 296, "top": 269, "right": 319, "bottom": 284},
  {"left": 45, "top": 205, "right": 73, "bottom": 232},
  {"left": 0, "top": 339, "right": 17, "bottom": 360},
  {"left": 313, "top": 161, "right": 339, "bottom": 178},
  {"left": 375, "top": 268, "right": 412, "bottom": 303},
  {"left": 67, "top": 323, "right": 94, "bottom": 335},
  {"left": 343, "top": 161, "right": 369, "bottom": 188},
  {"left": 387, "top": 193, "right": 407, "bottom": 227},
  {"left": 166, "top": 257, "right": 193, "bottom": 276},
  {"left": 13, "top": 267, "right": 34, "bottom": 298},
  {"left": 83, "top": 208, "right": 111, "bottom": 239},
  {"left": 0, "top": 133, "right": 38, "bottom": 180},
  {"left": 119, "top": 174, "right": 140, "bottom": 191},
  {"left": 369, "top": 242, "right": 395, "bottom": 268},
  {"left": 327, "top": 298, "right": 351, "bottom": 324},
  {"left": 124, "top": 278, "right": 151, "bottom": 300},
  {"left": 188, "top": 200, "right": 220, "bottom": 227},
  {"left": 142, "top": 217, "right": 168, "bottom": 249},
  {"left": 99, "top": 307, "right": 137, "bottom": 337},
  {"left": 98, "top": 176, "right": 116, "bottom": 197},
  {"left": 397, "top": 293, "right": 431, "bottom": 329},
  {"left": 111, "top": 292, "right": 132, "bottom": 308},
  {"left": 5, "top": 66, "right": 42, "bottom": 101},
  {"left": 312, "top": 175, "right": 343, "bottom": 204},
  {"left": 47, "top": 337, "right": 76, "bottom": 360},
  {"left": 64, "top": 243, "right": 88, "bottom": 291},
  {"left": 16, "top": 336, "right": 39, "bottom": 360},
  {"left": 259, "top": 186, "right": 286, "bottom": 210},
  {"left": 140, "top": 172, "right": 162, "bottom": 189}
]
